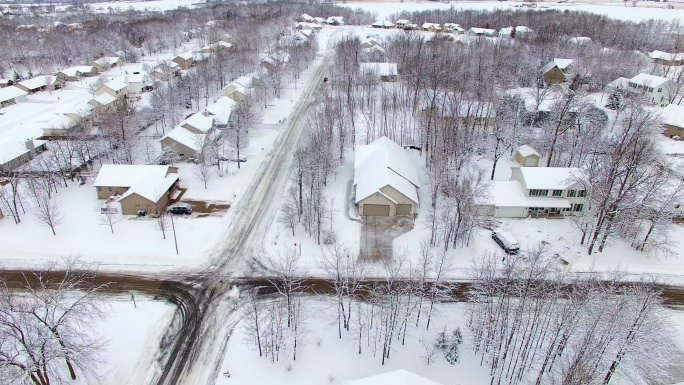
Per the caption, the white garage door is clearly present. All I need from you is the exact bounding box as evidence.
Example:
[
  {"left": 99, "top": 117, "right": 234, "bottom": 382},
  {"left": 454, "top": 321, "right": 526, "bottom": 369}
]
[{"left": 495, "top": 206, "right": 527, "bottom": 218}]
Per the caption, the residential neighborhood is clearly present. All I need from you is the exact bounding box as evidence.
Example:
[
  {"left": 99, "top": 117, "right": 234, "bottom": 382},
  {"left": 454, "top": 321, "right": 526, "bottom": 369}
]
[{"left": 3, "top": 2, "right": 684, "bottom": 385}]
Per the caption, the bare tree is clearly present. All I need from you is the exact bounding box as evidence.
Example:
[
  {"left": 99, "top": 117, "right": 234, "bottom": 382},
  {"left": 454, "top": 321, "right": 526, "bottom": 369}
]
[{"left": 33, "top": 192, "right": 65, "bottom": 236}]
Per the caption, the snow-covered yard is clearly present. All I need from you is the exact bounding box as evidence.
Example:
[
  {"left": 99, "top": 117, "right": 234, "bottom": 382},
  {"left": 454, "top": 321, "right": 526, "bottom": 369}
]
[{"left": 80, "top": 296, "right": 173, "bottom": 385}]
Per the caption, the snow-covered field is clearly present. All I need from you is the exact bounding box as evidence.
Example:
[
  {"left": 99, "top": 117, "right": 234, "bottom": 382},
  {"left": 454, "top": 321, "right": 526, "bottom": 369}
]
[
  {"left": 342, "top": 1, "right": 684, "bottom": 22},
  {"left": 78, "top": 0, "right": 202, "bottom": 12},
  {"left": 81, "top": 296, "right": 173, "bottom": 385},
  {"left": 217, "top": 299, "right": 488, "bottom": 385}
]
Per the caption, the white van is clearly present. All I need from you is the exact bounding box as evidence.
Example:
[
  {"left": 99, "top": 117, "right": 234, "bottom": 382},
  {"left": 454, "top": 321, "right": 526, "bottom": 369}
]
[{"left": 492, "top": 228, "right": 520, "bottom": 255}]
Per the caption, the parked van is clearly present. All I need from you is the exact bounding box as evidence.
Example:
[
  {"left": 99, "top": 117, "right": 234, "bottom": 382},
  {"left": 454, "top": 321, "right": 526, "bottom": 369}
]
[{"left": 492, "top": 228, "right": 520, "bottom": 255}]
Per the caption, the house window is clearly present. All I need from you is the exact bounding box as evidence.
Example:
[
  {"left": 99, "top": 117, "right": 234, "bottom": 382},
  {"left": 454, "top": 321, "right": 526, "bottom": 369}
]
[
  {"left": 108, "top": 187, "right": 112, "bottom": 192},
  {"left": 97, "top": 187, "right": 101, "bottom": 191},
  {"left": 552, "top": 190, "right": 563, "bottom": 197},
  {"left": 567, "top": 190, "right": 576, "bottom": 197},
  {"left": 658, "top": 88, "right": 663, "bottom": 92},
  {"left": 573, "top": 203, "right": 584, "bottom": 212},
  {"left": 529, "top": 189, "right": 548, "bottom": 197},
  {"left": 649, "top": 87, "right": 654, "bottom": 92},
  {"left": 577, "top": 190, "right": 586, "bottom": 197},
  {"left": 562, "top": 207, "right": 571, "bottom": 212}
]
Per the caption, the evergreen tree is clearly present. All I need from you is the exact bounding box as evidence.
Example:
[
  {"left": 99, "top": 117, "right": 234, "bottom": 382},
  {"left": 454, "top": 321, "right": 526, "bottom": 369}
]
[
  {"left": 452, "top": 327, "right": 463, "bottom": 345},
  {"left": 445, "top": 344, "right": 459, "bottom": 364},
  {"left": 434, "top": 326, "right": 449, "bottom": 351}
]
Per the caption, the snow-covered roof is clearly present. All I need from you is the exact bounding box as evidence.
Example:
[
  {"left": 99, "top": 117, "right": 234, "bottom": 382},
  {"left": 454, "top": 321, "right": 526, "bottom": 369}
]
[
  {"left": 499, "top": 26, "right": 532, "bottom": 36},
  {"left": 606, "top": 77, "right": 630, "bottom": 90},
  {"left": 361, "top": 37, "right": 380, "bottom": 47},
  {"left": 126, "top": 73, "right": 152, "bottom": 84},
  {"left": 233, "top": 75, "right": 253, "bottom": 88},
  {"left": 0, "top": 141, "right": 29, "bottom": 164},
  {"left": 175, "top": 52, "right": 194, "bottom": 60},
  {"left": 95, "top": 165, "right": 179, "bottom": 203},
  {"left": 372, "top": 20, "right": 395, "bottom": 27},
  {"left": 91, "top": 93, "right": 118, "bottom": 106},
  {"left": 422, "top": 22, "right": 441, "bottom": 29},
  {"left": 516, "top": 145, "right": 540, "bottom": 158},
  {"left": 568, "top": 36, "right": 591, "bottom": 44},
  {"left": 344, "top": 370, "right": 444, "bottom": 385},
  {"left": 59, "top": 66, "right": 96, "bottom": 77},
  {"left": 443, "top": 23, "right": 461, "bottom": 29},
  {"left": 326, "top": 16, "right": 344, "bottom": 24},
  {"left": 515, "top": 166, "right": 582, "bottom": 190},
  {"left": 660, "top": 104, "right": 684, "bottom": 128},
  {"left": 0, "top": 79, "right": 11, "bottom": 85},
  {"left": 181, "top": 113, "right": 214, "bottom": 133},
  {"left": 649, "top": 50, "right": 684, "bottom": 61},
  {"left": 629, "top": 73, "right": 670, "bottom": 88},
  {"left": 205, "top": 96, "right": 236, "bottom": 125},
  {"left": 360, "top": 63, "right": 398, "bottom": 77},
  {"left": 363, "top": 45, "right": 386, "bottom": 55},
  {"left": 102, "top": 78, "right": 127, "bottom": 92},
  {"left": 395, "top": 19, "right": 410, "bottom": 25},
  {"left": 354, "top": 136, "right": 420, "bottom": 204},
  {"left": 542, "top": 58, "right": 574, "bottom": 74},
  {"left": 0, "top": 86, "right": 27, "bottom": 103},
  {"left": 18, "top": 76, "right": 57, "bottom": 90},
  {"left": 93, "top": 56, "right": 121, "bottom": 66},
  {"left": 468, "top": 27, "right": 496, "bottom": 35},
  {"left": 162, "top": 126, "right": 205, "bottom": 152},
  {"left": 481, "top": 181, "right": 571, "bottom": 209}
]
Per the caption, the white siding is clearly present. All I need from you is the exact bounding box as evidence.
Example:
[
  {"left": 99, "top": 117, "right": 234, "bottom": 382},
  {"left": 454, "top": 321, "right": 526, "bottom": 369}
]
[{"left": 494, "top": 206, "right": 527, "bottom": 218}]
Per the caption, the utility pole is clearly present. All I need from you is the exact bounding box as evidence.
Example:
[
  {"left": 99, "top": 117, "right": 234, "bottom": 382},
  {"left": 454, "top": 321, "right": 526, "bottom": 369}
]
[{"left": 171, "top": 215, "right": 179, "bottom": 255}]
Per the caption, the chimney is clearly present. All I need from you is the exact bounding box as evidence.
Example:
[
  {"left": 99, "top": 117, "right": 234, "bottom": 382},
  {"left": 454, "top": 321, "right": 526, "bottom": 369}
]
[
  {"left": 25, "top": 139, "right": 35, "bottom": 155},
  {"left": 124, "top": 76, "right": 129, "bottom": 84}
]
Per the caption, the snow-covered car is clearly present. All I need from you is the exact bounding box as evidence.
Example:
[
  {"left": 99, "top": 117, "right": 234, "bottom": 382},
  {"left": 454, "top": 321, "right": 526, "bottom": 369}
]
[{"left": 167, "top": 203, "right": 193, "bottom": 215}]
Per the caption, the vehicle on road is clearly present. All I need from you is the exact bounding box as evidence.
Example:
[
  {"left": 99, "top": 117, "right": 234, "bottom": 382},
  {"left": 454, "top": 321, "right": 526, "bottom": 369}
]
[
  {"left": 168, "top": 203, "right": 193, "bottom": 215},
  {"left": 492, "top": 228, "right": 520, "bottom": 255}
]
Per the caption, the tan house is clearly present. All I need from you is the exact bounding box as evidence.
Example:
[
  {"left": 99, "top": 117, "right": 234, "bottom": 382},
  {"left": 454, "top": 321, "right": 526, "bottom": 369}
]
[
  {"left": 172, "top": 52, "right": 195, "bottom": 70},
  {"left": 95, "top": 78, "right": 129, "bottom": 100},
  {"left": 89, "top": 93, "right": 118, "bottom": 111},
  {"left": 422, "top": 23, "right": 442, "bottom": 32},
  {"left": 542, "top": 58, "right": 573, "bottom": 85},
  {"left": 160, "top": 127, "right": 206, "bottom": 160},
  {"left": 515, "top": 145, "right": 541, "bottom": 167},
  {"left": 354, "top": 136, "right": 420, "bottom": 216},
  {"left": 91, "top": 56, "right": 124, "bottom": 72},
  {"left": 93, "top": 165, "right": 180, "bottom": 215},
  {"left": 56, "top": 65, "right": 98, "bottom": 82},
  {"left": 16, "top": 76, "right": 63, "bottom": 93},
  {"left": 152, "top": 61, "right": 181, "bottom": 81},
  {"left": 181, "top": 113, "right": 214, "bottom": 134},
  {"left": 661, "top": 104, "right": 684, "bottom": 138}
]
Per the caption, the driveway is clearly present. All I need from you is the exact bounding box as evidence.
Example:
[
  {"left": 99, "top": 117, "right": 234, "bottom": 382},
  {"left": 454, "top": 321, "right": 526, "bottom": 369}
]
[{"left": 360, "top": 216, "right": 413, "bottom": 262}]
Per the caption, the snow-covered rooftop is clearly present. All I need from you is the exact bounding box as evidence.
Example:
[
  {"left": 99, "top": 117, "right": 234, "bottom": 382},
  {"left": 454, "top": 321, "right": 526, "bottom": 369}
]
[
  {"left": 103, "top": 78, "right": 127, "bottom": 92},
  {"left": 542, "top": 58, "right": 574, "bottom": 74},
  {"left": 629, "top": 73, "right": 671, "bottom": 88},
  {"left": 606, "top": 77, "right": 630, "bottom": 90},
  {"left": 205, "top": 96, "right": 236, "bottom": 125},
  {"left": 482, "top": 180, "right": 571, "bottom": 209},
  {"left": 516, "top": 145, "right": 540, "bottom": 158},
  {"left": 18, "top": 76, "right": 57, "bottom": 91},
  {"left": 354, "top": 136, "right": 420, "bottom": 204},
  {"left": 422, "top": 22, "right": 441, "bottom": 29},
  {"left": 0, "top": 86, "right": 27, "bottom": 103},
  {"left": 162, "top": 127, "right": 205, "bottom": 152},
  {"left": 181, "top": 113, "right": 214, "bottom": 133},
  {"left": 372, "top": 20, "right": 395, "bottom": 27},
  {"left": 468, "top": 27, "right": 496, "bottom": 35},
  {"left": 660, "top": 104, "right": 684, "bottom": 128},
  {"left": 344, "top": 370, "right": 444, "bottom": 385},
  {"left": 233, "top": 75, "right": 253, "bottom": 89},
  {"left": 0, "top": 141, "right": 29, "bottom": 164},
  {"left": 93, "top": 56, "right": 121, "bottom": 66},
  {"left": 395, "top": 19, "right": 410, "bottom": 25},
  {"left": 94, "top": 165, "right": 178, "bottom": 203},
  {"left": 515, "top": 166, "right": 583, "bottom": 190},
  {"left": 359, "top": 63, "right": 398, "bottom": 77},
  {"left": 59, "top": 66, "right": 96, "bottom": 77},
  {"left": 649, "top": 50, "right": 684, "bottom": 61},
  {"left": 91, "top": 93, "right": 118, "bottom": 106},
  {"left": 176, "top": 52, "right": 194, "bottom": 60}
]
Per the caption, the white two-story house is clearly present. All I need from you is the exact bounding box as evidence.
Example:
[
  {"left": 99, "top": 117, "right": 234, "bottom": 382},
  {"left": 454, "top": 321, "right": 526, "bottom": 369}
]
[
  {"left": 627, "top": 73, "right": 671, "bottom": 107},
  {"left": 479, "top": 167, "right": 587, "bottom": 218}
]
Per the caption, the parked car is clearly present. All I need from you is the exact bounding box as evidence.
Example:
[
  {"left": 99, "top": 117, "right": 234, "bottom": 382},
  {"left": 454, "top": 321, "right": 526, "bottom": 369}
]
[
  {"left": 167, "top": 203, "right": 193, "bottom": 215},
  {"left": 492, "top": 228, "right": 520, "bottom": 255}
]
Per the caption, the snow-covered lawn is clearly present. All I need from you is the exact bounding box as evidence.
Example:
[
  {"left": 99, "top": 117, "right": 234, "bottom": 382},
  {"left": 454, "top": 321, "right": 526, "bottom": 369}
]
[
  {"left": 216, "top": 299, "right": 488, "bottom": 385},
  {"left": 82, "top": 296, "right": 173, "bottom": 385},
  {"left": 342, "top": 1, "right": 684, "bottom": 22}
]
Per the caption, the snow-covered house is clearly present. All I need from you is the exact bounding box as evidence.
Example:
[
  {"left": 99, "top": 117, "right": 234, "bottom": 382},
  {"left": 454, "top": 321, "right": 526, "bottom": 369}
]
[
  {"left": 223, "top": 77, "right": 252, "bottom": 103},
  {"left": 362, "top": 45, "right": 386, "bottom": 62},
  {"left": 326, "top": 16, "right": 344, "bottom": 26},
  {"left": 568, "top": 36, "right": 591, "bottom": 45},
  {"left": 354, "top": 136, "right": 420, "bottom": 217},
  {"left": 181, "top": 113, "right": 214, "bottom": 134},
  {"left": 443, "top": 23, "right": 464, "bottom": 34},
  {"left": 542, "top": 58, "right": 574, "bottom": 85},
  {"left": 649, "top": 50, "right": 684, "bottom": 66},
  {"left": 298, "top": 13, "right": 315, "bottom": 22},
  {"left": 88, "top": 93, "right": 118, "bottom": 111},
  {"left": 479, "top": 167, "right": 587, "bottom": 218},
  {"left": 0, "top": 139, "right": 46, "bottom": 172},
  {"left": 16, "top": 75, "right": 63, "bottom": 93},
  {"left": 605, "top": 77, "right": 630, "bottom": 93},
  {"left": 0, "top": 86, "right": 28, "bottom": 108},
  {"left": 361, "top": 37, "right": 381, "bottom": 49},
  {"left": 95, "top": 78, "right": 129, "bottom": 100},
  {"left": 395, "top": 19, "right": 410, "bottom": 28},
  {"left": 126, "top": 74, "right": 154, "bottom": 94},
  {"left": 422, "top": 23, "right": 442, "bottom": 32},
  {"left": 515, "top": 145, "right": 541, "bottom": 167},
  {"left": 0, "top": 79, "right": 13, "bottom": 88},
  {"left": 359, "top": 63, "right": 398, "bottom": 82},
  {"left": 344, "top": 370, "right": 444, "bottom": 385},
  {"left": 91, "top": 56, "right": 124, "bottom": 72},
  {"left": 467, "top": 27, "right": 497, "bottom": 37},
  {"left": 93, "top": 165, "right": 180, "bottom": 215},
  {"left": 204, "top": 96, "right": 236, "bottom": 127},
  {"left": 499, "top": 25, "right": 532, "bottom": 37},
  {"left": 260, "top": 52, "right": 289, "bottom": 75},
  {"left": 160, "top": 127, "right": 206, "bottom": 161},
  {"left": 627, "top": 73, "right": 671, "bottom": 107},
  {"left": 660, "top": 104, "right": 684, "bottom": 138},
  {"left": 172, "top": 52, "right": 195, "bottom": 70},
  {"left": 152, "top": 61, "right": 181, "bottom": 81},
  {"left": 56, "top": 65, "right": 98, "bottom": 82},
  {"left": 372, "top": 20, "right": 395, "bottom": 29}
]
